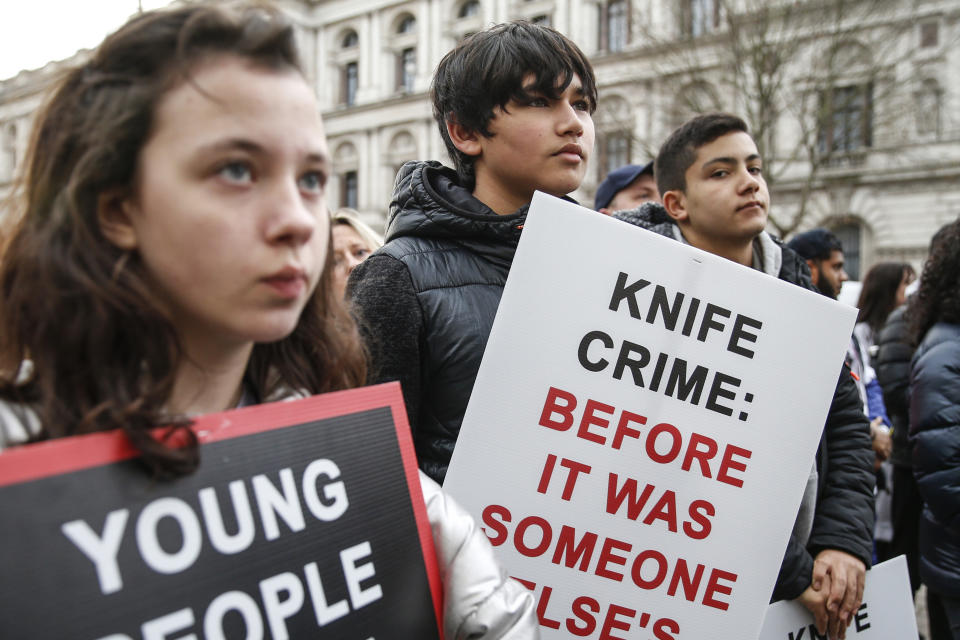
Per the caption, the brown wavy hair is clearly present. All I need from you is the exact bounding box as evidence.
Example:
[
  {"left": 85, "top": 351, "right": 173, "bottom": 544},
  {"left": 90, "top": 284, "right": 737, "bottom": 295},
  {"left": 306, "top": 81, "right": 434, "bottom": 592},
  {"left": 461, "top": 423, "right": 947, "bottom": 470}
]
[
  {"left": 0, "top": 3, "right": 367, "bottom": 476},
  {"left": 909, "top": 217, "right": 960, "bottom": 344},
  {"left": 855, "top": 261, "right": 915, "bottom": 336}
]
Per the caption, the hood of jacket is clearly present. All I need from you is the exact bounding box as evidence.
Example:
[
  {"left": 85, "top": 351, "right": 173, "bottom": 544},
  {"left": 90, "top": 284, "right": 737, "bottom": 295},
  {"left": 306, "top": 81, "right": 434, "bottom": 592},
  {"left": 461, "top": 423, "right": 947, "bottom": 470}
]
[
  {"left": 384, "top": 160, "right": 527, "bottom": 270},
  {"left": 613, "top": 202, "right": 813, "bottom": 287}
]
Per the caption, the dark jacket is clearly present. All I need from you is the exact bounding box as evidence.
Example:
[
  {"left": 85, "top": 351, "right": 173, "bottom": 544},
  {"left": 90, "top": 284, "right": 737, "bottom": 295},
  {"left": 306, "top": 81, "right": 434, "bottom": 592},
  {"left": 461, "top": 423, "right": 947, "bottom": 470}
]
[
  {"left": 910, "top": 321, "right": 960, "bottom": 597},
  {"left": 347, "top": 161, "right": 526, "bottom": 484},
  {"left": 615, "top": 203, "right": 875, "bottom": 601},
  {"left": 874, "top": 305, "right": 914, "bottom": 468}
]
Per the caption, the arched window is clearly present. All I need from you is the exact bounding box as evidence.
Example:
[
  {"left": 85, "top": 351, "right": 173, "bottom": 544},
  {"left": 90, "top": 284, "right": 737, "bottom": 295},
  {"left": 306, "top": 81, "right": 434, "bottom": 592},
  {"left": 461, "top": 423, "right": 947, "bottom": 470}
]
[
  {"left": 391, "top": 14, "right": 418, "bottom": 93},
  {"left": 831, "top": 221, "right": 862, "bottom": 280},
  {"left": 397, "top": 15, "right": 416, "bottom": 34},
  {"left": 598, "top": 0, "right": 629, "bottom": 53},
  {"left": 341, "top": 30, "right": 359, "bottom": 48},
  {"left": 458, "top": 0, "right": 480, "bottom": 19}
]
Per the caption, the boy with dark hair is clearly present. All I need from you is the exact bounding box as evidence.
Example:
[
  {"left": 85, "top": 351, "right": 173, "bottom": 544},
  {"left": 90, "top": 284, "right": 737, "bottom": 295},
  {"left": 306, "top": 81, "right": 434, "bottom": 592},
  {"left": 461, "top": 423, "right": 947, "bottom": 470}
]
[
  {"left": 348, "top": 21, "right": 596, "bottom": 484},
  {"left": 615, "top": 113, "right": 874, "bottom": 640},
  {"left": 787, "top": 228, "right": 849, "bottom": 299}
]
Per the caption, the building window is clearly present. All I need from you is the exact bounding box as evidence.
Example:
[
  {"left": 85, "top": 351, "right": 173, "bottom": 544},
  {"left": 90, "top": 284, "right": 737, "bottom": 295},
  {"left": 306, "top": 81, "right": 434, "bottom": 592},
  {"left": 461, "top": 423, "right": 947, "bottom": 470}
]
[
  {"left": 920, "top": 22, "right": 938, "bottom": 48},
  {"left": 818, "top": 84, "right": 873, "bottom": 155},
  {"left": 398, "top": 15, "right": 416, "bottom": 34},
  {"left": 684, "top": 0, "right": 719, "bottom": 37},
  {"left": 916, "top": 80, "right": 942, "bottom": 138},
  {"left": 397, "top": 47, "right": 416, "bottom": 92},
  {"left": 599, "top": 0, "right": 629, "bottom": 53},
  {"left": 342, "top": 30, "right": 358, "bottom": 48},
  {"left": 598, "top": 132, "right": 632, "bottom": 179},
  {"left": 458, "top": 0, "right": 480, "bottom": 18},
  {"left": 342, "top": 61, "right": 359, "bottom": 106},
  {"left": 831, "top": 222, "right": 861, "bottom": 280},
  {"left": 342, "top": 171, "right": 358, "bottom": 209}
]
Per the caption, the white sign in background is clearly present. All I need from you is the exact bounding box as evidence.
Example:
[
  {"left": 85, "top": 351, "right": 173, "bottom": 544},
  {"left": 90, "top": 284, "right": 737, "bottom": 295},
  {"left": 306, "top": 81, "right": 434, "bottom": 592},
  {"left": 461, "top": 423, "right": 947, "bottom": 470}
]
[
  {"left": 759, "top": 556, "right": 918, "bottom": 639},
  {"left": 445, "top": 193, "right": 859, "bottom": 640}
]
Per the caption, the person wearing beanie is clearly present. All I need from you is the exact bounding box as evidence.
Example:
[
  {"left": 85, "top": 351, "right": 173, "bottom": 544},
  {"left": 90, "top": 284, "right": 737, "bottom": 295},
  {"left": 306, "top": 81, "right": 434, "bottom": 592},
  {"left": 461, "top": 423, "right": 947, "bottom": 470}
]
[{"left": 595, "top": 161, "right": 659, "bottom": 214}]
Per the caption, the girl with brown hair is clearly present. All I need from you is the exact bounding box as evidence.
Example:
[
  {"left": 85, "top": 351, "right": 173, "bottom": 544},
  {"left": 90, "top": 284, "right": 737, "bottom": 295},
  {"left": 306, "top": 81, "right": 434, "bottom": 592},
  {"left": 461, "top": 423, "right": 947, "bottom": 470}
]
[{"left": 0, "top": 4, "right": 535, "bottom": 637}]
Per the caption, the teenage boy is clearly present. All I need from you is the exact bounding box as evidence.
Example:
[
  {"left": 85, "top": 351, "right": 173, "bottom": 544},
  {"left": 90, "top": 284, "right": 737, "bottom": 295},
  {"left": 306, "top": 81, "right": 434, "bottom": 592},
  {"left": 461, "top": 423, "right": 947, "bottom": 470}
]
[
  {"left": 615, "top": 113, "right": 874, "bottom": 640},
  {"left": 347, "top": 22, "right": 596, "bottom": 484}
]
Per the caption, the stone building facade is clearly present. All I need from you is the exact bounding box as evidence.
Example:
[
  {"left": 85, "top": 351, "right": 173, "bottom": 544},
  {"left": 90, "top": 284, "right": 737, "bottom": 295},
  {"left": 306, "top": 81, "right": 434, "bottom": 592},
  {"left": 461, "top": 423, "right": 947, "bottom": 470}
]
[{"left": 2, "top": 0, "right": 957, "bottom": 275}]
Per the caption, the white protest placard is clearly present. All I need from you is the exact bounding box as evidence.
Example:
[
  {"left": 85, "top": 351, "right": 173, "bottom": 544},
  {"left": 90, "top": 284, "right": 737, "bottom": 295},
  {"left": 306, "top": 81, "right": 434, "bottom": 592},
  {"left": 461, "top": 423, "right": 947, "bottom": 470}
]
[
  {"left": 759, "top": 556, "right": 918, "bottom": 639},
  {"left": 444, "top": 192, "right": 858, "bottom": 640}
]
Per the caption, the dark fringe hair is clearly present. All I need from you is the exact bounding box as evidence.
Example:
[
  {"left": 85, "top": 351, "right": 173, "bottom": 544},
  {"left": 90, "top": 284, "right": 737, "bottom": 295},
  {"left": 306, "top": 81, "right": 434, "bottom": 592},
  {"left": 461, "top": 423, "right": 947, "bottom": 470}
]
[
  {"left": 855, "top": 262, "right": 915, "bottom": 336},
  {"left": 431, "top": 20, "right": 597, "bottom": 188}
]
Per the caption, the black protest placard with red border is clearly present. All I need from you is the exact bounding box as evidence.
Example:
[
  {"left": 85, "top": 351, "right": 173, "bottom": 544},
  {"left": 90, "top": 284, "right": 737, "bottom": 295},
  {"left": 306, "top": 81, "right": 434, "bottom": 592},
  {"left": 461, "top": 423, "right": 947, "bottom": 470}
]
[{"left": 0, "top": 382, "right": 442, "bottom": 640}]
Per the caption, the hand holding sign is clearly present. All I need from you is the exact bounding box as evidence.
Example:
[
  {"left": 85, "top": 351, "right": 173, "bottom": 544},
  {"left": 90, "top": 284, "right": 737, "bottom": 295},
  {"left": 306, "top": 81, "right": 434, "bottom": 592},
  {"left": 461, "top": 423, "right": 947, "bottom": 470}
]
[
  {"left": 813, "top": 549, "right": 866, "bottom": 639},
  {"left": 760, "top": 557, "right": 917, "bottom": 640}
]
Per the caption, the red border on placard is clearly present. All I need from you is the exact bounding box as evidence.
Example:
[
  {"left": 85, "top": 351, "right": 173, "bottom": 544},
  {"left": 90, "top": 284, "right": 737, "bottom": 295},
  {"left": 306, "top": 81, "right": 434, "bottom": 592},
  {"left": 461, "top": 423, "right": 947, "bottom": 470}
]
[
  {"left": 0, "top": 382, "right": 445, "bottom": 638},
  {"left": 390, "top": 399, "right": 445, "bottom": 638}
]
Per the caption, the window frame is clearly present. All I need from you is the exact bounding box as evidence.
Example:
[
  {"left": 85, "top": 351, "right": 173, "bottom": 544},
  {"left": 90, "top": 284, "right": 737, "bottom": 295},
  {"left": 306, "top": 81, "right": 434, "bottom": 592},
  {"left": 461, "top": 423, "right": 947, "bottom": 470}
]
[
  {"left": 598, "top": 0, "right": 630, "bottom": 53},
  {"left": 342, "top": 61, "right": 359, "bottom": 106},
  {"left": 818, "top": 83, "right": 873, "bottom": 156}
]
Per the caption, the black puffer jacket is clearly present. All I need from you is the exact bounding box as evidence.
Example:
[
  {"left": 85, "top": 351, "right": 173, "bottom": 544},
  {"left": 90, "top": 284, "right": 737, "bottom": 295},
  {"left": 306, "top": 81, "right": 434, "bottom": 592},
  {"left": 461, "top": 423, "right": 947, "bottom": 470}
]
[
  {"left": 910, "top": 321, "right": 960, "bottom": 597},
  {"left": 347, "top": 161, "right": 526, "bottom": 484},
  {"left": 874, "top": 305, "right": 914, "bottom": 468},
  {"left": 615, "top": 203, "right": 874, "bottom": 601}
]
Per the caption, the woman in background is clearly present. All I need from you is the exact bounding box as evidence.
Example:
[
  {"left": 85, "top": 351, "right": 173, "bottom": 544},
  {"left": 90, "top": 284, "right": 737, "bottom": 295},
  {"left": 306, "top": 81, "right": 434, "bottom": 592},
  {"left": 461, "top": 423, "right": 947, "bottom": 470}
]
[
  {"left": 854, "top": 261, "right": 916, "bottom": 369},
  {"left": 852, "top": 262, "right": 916, "bottom": 561},
  {"left": 331, "top": 208, "right": 382, "bottom": 298},
  {"left": 909, "top": 217, "right": 960, "bottom": 639},
  {"left": 0, "top": 5, "right": 536, "bottom": 638}
]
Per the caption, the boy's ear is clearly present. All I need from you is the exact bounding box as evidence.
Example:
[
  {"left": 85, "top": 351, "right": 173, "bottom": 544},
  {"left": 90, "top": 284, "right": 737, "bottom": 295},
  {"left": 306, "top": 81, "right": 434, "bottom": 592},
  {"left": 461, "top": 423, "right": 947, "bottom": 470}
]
[
  {"left": 97, "top": 188, "right": 139, "bottom": 250},
  {"left": 662, "top": 189, "right": 689, "bottom": 224},
  {"left": 446, "top": 118, "right": 483, "bottom": 157}
]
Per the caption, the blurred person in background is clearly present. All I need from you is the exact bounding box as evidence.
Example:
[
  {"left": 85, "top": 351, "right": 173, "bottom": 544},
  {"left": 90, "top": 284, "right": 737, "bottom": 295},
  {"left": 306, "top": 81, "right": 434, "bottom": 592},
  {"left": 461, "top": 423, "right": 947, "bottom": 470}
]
[
  {"left": 788, "top": 230, "right": 892, "bottom": 469},
  {"left": 909, "top": 217, "right": 960, "bottom": 639},
  {"left": 852, "top": 262, "right": 916, "bottom": 562},
  {"left": 594, "top": 161, "right": 660, "bottom": 214},
  {"left": 331, "top": 209, "right": 382, "bottom": 298}
]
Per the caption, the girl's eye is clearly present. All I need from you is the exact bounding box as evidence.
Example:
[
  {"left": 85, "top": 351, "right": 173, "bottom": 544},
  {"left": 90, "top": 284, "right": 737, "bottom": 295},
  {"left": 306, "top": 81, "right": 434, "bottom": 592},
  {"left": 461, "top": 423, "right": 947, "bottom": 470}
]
[
  {"left": 218, "top": 161, "right": 252, "bottom": 184},
  {"left": 749, "top": 166, "right": 763, "bottom": 175},
  {"left": 299, "top": 171, "right": 326, "bottom": 193},
  {"left": 573, "top": 100, "right": 590, "bottom": 111},
  {"left": 712, "top": 170, "right": 728, "bottom": 178},
  {"left": 353, "top": 247, "right": 370, "bottom": 260},
  {"left": 528, "top": 97, "right": 549, "bottom": 107}
]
